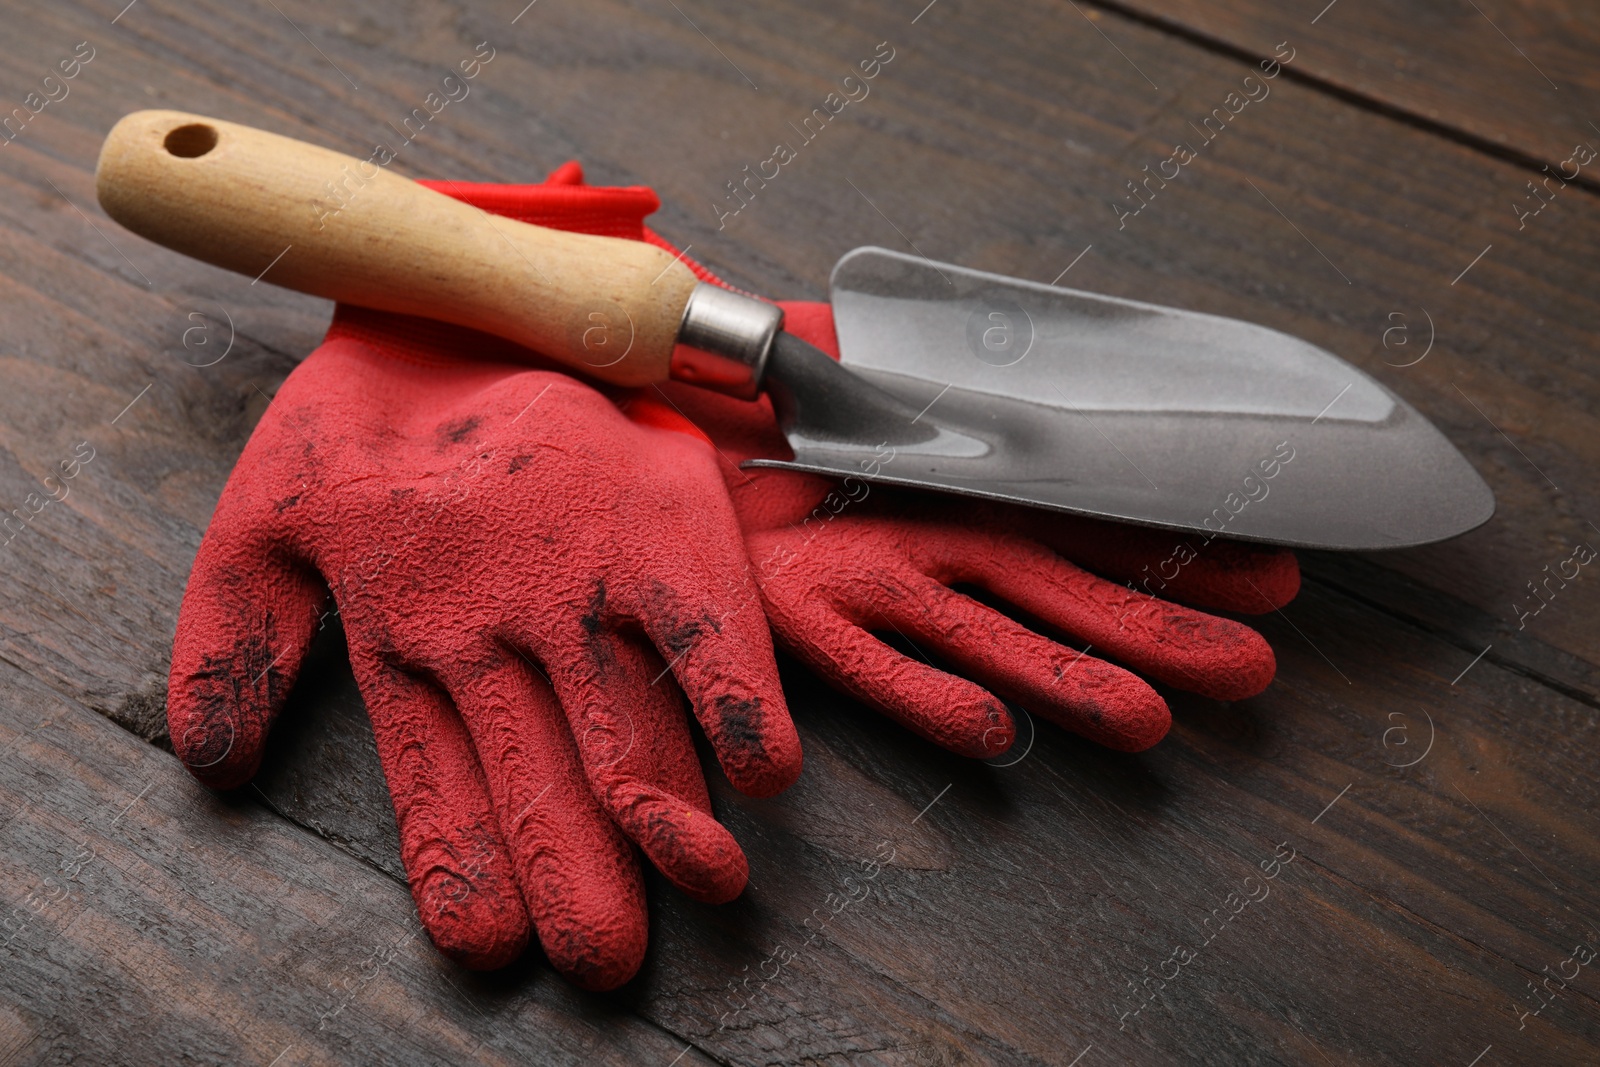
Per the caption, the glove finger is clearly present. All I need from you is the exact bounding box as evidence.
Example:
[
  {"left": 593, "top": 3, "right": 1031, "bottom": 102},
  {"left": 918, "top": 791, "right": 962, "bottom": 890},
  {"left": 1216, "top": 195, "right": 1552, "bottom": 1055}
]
[
  {"left": 444, "top": 651, "right": 647, "bottom": 991},
  {"left": 868, "top": 570, "right": 1171, "bottom": 753},
  {"left": 954, "top": 532, "right": 1276, "bottom": 702},
  {"left": 1019, "top": 512, "right": 1300, "bottom": 613},
  {"left": 167, "top": 519, "right": 325, "bottom": 789},
  {"left": 637, "top": 586, "right": 802, "bottom": 800},
  {"left": 347, "top": 650, "right": 531, "bottom": 971},
  {"left": 547, "top": 631, "right": 750, "bottom": 905},
  {"left": 763, "top": 593, "right": 1016, "bottom": 758}
]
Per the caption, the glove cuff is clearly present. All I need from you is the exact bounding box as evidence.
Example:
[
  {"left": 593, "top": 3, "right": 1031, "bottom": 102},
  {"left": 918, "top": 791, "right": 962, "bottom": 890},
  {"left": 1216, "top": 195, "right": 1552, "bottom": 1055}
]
[
  {"left": 322, "top": 305, "right": 619, "bottom": 380},
  {"left": 416, "top": 169, "right": 659, "bottom": 240}
]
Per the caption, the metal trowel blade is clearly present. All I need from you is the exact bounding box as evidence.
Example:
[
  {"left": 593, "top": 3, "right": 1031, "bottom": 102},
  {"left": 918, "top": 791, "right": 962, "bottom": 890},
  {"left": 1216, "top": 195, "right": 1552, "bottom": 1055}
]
[{"left": 745, "top": 247, "right": 1493, "bottom": 551}]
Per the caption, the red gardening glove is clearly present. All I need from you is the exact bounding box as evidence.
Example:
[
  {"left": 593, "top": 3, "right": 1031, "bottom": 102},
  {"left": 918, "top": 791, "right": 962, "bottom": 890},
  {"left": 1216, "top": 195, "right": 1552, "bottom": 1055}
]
[
  {"left": 167, "top": 302, "right": 800, "bottom": 989},
  {"left": 477, "top": 165, "right": 1298, "bottom": 757},
  {"left": 658, "top": 343, "right": 1297, "bottom": 755}
]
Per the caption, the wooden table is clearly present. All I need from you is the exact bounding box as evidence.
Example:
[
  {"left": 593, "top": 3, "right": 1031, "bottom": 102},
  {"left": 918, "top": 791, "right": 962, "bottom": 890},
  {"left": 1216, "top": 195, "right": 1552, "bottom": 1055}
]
[{"left": 1, "top": 1, "right": 1597, "bottom": 1063}]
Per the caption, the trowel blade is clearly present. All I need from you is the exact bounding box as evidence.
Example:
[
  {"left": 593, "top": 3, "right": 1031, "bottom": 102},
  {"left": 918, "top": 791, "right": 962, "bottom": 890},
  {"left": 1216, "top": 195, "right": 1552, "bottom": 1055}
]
[{"left": 746, "top": 247, "right": 1493, "bottom": 551}]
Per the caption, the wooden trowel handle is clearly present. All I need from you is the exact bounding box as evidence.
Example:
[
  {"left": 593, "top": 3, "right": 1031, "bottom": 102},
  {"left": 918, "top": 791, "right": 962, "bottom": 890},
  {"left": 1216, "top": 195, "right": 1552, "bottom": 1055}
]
[{"left": 95, "top": 110, "right": 699, "bottom": 386}]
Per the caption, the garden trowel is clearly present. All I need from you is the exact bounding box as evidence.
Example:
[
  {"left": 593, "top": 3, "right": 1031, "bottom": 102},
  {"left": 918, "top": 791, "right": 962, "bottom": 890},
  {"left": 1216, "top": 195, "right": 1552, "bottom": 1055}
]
[{"left": 95, "top": 110, "right": 1493, "bottom": 551}]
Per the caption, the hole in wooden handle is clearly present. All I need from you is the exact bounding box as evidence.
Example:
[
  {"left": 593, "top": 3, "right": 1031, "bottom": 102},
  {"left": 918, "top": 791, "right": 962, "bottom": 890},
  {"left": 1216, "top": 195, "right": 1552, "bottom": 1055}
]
[{"left": 163, "top": 123, "right": 218, "bottom": 158}]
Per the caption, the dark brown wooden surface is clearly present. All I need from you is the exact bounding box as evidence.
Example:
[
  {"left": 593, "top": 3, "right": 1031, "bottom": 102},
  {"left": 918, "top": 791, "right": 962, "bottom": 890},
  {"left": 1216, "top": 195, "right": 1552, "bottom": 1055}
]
[
  {"left": 1097, "top": 0, "right": 1600, "bottom": 180},
  {"left": 0, "top": 0, "right": 1597, "bottom": 1064}
]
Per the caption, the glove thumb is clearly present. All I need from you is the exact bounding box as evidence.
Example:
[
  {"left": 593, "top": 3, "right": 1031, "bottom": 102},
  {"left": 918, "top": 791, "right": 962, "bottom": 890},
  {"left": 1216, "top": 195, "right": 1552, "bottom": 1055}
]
[{"left": 168, "top": 494, "right": 326, "bottom": 790}]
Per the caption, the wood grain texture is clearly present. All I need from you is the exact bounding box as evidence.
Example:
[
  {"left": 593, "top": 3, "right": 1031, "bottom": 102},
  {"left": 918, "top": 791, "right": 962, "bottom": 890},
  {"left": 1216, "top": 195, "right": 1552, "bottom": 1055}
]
[
  {"left": 1092, "top": 0, "right": 1600, "bottom": 182},
  {"left": 0, "top": 0, "right": 1595, "bottom": 1064},
  {"left": 95, "top": 109, "right": 700, "bottom": 386}
]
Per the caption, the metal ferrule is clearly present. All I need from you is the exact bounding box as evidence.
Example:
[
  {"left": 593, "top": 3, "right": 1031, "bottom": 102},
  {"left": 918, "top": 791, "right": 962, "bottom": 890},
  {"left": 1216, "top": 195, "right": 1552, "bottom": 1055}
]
[{"left": 670, "top": 283, "right": 784, "bottom": 400}]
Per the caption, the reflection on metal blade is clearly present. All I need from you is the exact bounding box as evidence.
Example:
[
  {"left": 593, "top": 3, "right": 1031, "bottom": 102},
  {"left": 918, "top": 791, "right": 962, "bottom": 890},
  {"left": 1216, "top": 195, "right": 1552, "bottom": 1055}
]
[{"left": 747, "top": 247, "right": 1494, "bottom": 551}]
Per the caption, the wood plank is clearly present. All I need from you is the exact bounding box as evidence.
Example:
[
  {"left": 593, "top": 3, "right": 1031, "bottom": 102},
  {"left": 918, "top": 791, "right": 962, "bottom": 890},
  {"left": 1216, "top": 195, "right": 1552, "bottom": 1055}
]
[
  {"left": 1088, "top": 0, "right": 1600, "bottom": 183},
  {"left": 0, "top": 0, "right": 1596, "bottom": 1063}
]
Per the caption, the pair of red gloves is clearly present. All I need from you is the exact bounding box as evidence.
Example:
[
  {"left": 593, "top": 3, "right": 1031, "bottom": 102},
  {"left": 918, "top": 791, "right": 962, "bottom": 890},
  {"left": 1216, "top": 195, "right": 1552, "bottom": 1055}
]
[{"left": 167, "top": 164, "right": 1297, "bottom": 989}]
